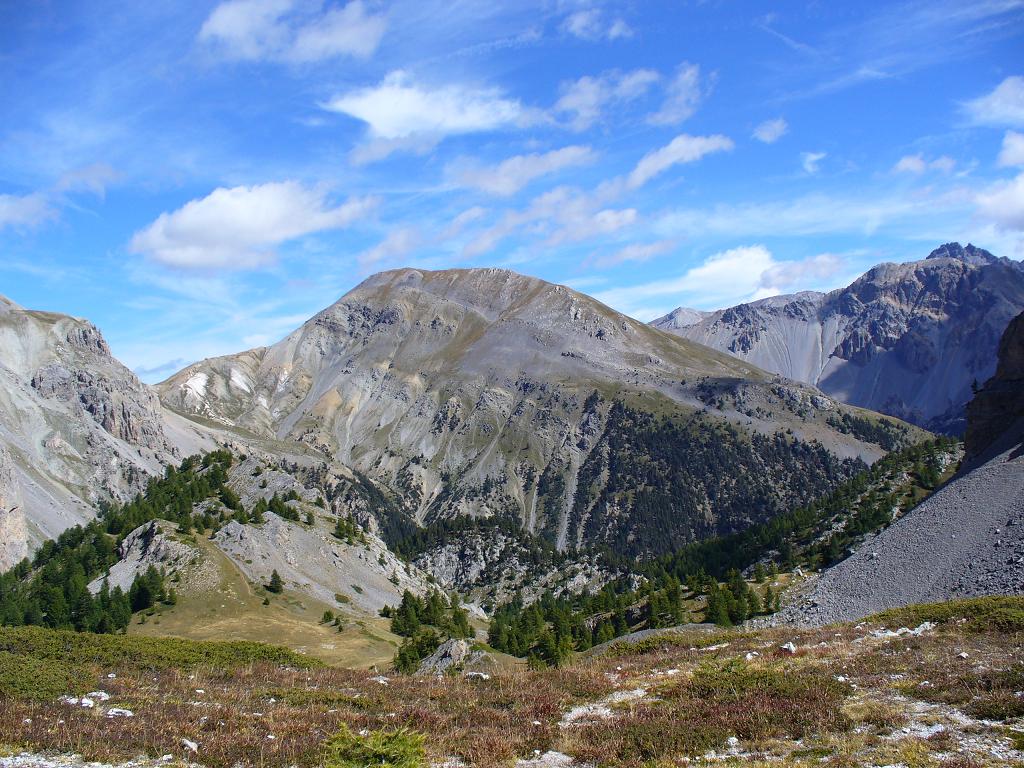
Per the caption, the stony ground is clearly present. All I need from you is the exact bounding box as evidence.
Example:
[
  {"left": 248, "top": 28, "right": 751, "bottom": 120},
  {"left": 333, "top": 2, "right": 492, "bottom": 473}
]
[
  {"left": 2, "top": 597, "right": 1024, "bottom": 767},
  {"left": 779, "top": 436, "right": 1024, "bottom": 627}
]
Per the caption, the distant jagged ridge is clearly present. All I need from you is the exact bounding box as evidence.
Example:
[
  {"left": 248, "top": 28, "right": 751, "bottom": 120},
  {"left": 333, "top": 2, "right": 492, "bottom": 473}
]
[{"left": 652, "top": 243, "right": 1024, "bottom": 433}]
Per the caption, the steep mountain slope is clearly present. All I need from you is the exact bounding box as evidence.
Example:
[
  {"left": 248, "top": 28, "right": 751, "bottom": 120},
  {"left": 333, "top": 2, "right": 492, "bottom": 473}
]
[
  {"left": 0, "top": 295, "right": 198, "bottom": 567},
  {"left": 780, "top": 311, "right": 1024, "bottom": 625},
  {"left": 652, "top": 243, "right": 1024, "bottom": 432},
  {"left": 160, "top": 267, "right": 914, "bottom": 557}
]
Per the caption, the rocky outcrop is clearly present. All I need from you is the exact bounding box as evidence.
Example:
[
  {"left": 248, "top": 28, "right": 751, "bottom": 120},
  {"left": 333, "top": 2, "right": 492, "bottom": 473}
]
[
  {"left": 416, "top": 638, "right": 496, "bottom": 676},
  {"left": 966, "top": 311, "right": 1024, "bottom": 460},
  {"left": 653, "top": 244, "right": 1024, "bottom": 433},
  {"left": 89, "top": 520, "right": 198, "bottom": 594},
  {"left": 0, "top": 297, "right": 185, "bottom": 555}
]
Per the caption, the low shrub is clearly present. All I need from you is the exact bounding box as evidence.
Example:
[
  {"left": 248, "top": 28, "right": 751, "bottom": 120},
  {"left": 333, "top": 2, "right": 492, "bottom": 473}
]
[{"left": 321, "top": 724, "right": 426, "bottom": 768}]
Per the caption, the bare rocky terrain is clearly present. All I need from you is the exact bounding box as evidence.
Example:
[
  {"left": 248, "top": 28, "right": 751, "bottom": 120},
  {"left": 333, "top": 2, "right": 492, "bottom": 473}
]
[
  {"left": 157, "top": 267, "right": 908, "bottom": 558},
  {"left": 0, "top": 295, "right": 215, "bottom": 567},
  {"left": 779, "top": 310, "right": 1024, "bottom": 626},
  {"left": 653, "top": 243, "right": 1024, "bottom": 432}
]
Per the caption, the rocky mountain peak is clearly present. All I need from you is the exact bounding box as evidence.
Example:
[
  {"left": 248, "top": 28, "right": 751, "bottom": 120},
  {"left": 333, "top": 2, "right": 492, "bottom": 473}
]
[{"left": 925, "top": 242, "right": 998, "bottom": 266}]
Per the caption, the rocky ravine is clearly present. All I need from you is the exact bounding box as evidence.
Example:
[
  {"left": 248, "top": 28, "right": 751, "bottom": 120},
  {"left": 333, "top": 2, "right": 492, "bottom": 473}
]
[
  {"left": 159, "top": 267, "right": 909, "bottom": 556},
  {"left": 780, "top": 310, "right": 1024, "bottom": 626},
  {"left": 653, "top": 243, "right": 1024, "bottom": 433}
]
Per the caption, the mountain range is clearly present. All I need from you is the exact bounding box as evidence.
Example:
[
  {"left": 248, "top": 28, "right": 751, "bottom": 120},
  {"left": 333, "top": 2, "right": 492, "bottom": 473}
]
[
  {"left": 652, "top": 243, "right": 1024, "bottom": 433},
  {"left": 1, "top": 244, "right": 1020, "bottom": 633}
]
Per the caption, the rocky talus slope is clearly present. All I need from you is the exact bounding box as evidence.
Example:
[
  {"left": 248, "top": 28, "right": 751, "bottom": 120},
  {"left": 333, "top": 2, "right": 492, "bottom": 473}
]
[
  {"left": 0, "top": 295, "right": 199, "bottom": 565},
  {"left": 653, "top": 243, "right": 1024, "bottom": 432},
  {"left": 159, "top": 267, "right": 909, "bottom": 557},
  {"left": 779, "top": 311, "right": 1024, "bottom": 626}
]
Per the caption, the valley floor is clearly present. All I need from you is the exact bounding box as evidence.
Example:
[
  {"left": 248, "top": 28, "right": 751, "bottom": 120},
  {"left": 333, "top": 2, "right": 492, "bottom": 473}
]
[{"left": 2, "top": 597, "right": 1024, "bottom": 767}]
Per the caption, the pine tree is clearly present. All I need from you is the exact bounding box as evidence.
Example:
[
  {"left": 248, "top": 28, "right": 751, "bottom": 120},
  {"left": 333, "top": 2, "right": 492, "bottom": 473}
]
[{"left": 266, "top": 569, "right": 284, "bottom": 594}]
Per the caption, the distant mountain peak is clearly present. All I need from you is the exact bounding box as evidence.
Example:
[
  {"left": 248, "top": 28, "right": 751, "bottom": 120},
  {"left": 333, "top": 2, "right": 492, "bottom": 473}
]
[{"left": 925, "top": 242, "right": 997, "bottom": 266}]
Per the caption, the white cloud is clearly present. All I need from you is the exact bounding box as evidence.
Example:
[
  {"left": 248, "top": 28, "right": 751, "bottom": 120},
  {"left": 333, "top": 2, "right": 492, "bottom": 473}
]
[
  {"left": 648, "top": 63, "right": 704, "bottom": 126},
  {"left": 753, "top": 118, "right": 788, "bottom": 144},
  {"left": 893, "top": 153, "right": 956, "bottom": 174},
  {"left": 655, "top": 188, "right": 966, "bottom": 240},
  {"left": 976, "top": 173, "right": 1024, "bottom": 231},
  {"left": 562, "top": 9, "right": 633, "bottom": 41},
  {"left": 358, "top": 227, "right": 420, "bottom": 267},
  {"left": 199, "top": 0, "right": 386, "bottom": 62},
  {"left": 801, "top": 151, "right": 827, "bottom": 174},
  {"left": 758, "top": 253, "right": 845, "bottom": 292},
  {"left": 54, "top": 163, "right": 120, "bottom": 197},
  {"left": 463, "top": 186, "right": 636, "bottom": 257},
  {"left": 440, "top": 206, "right": 488, "bottom": 240},
  {"left": 129, "top": 181, "right": 377, "bottom": 270},
  {"left": 593, "top": 245, "right": 847, "bottom": 319},
  {"left": 0, "top": 193, "right": 57, "bottom": 230},
  {"left": 323, "top": 71, "right": 527, "bottom": 146},
  {"left": 555, "top": 69, "right": 659, "bottom": 131},
  {"left": 999, "top": 130, "right": 1024, "bottom": 167},
  {"left": 452, "top": 145, "right": 594, "bottom": 196},
  {"left": 964, "top": 75, "right": 1024, "bottom": 127},
  {"left": 595, "top": 240, "right": 675, "bottom": 268},
  {"left": 628, "top": 134, "right": 734, "bottom": 189}
]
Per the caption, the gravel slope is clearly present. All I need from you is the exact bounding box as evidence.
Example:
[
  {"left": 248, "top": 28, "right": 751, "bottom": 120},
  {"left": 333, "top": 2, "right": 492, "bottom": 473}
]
[{"left": 780, "top": 422, "right": 1024, "bottom": 626}]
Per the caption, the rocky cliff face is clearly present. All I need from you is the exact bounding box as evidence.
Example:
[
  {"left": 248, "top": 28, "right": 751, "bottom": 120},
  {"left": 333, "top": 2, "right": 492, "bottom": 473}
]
[
  {"left": 0, "top": 446, "right": 28, "bottom": 571},
  {"left": 160, "top": 267, "right": 911, "bottom": 557},
  {"left": 652, "top": 244, "right": 1024, "bottom": 433},
  {"left": 0, "top": 295, "right": 183, "bottom": 554},
  {"left": 965, "top": 311, "right": 1024, "bottom": 460}
]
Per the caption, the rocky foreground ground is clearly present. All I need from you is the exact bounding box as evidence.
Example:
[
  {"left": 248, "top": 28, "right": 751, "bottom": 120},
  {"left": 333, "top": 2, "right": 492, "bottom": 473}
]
[{"left": 2, "top": 597, "right": 1024, "bottom": 767}]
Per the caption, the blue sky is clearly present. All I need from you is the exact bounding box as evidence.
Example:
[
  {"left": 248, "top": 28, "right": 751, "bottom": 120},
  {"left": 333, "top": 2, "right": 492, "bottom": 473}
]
[{"left": 1, "top": 0, "right": 1023, "bottom": 382}]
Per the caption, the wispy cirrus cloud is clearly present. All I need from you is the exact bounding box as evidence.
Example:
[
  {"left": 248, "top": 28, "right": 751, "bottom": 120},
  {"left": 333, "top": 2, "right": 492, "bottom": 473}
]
[
  {"left": 753, "top": 117, "right": 788, "bottom": 143},
  {"left": 627, "top": 134, "right": 733, "bottom": 189},
  {"left": 648, "top": 63, "right": 706, "bottom": 125},
  {"left": 554, "top": 68, "right": 659, "bottom": 130},
  {"left": 129, "top": 181, "right": 377, "bottom": 270},
  {"left": 562, "top": 8, "right": 633, "bottom": 41},
  {"left": 893, "top": 154, "right": 956, "bottom": 174},
  {"left": 450, "top": 145, "right": 595, "bottom": 196},
  {"left": 199, "top": 0, "right": 387, "bottom": 62}
]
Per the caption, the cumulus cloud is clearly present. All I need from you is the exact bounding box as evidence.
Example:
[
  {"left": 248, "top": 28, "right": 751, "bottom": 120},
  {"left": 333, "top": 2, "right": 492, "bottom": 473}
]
[
  {"left": 323, "top": 71, "right": 529, "bottom": 160},
  {"left": 555, "top": 68, "right": 659, "bottom": 131},
  {"left": 964, "top": 75, "right": 1024, "bottom": 127},
  {"left": 648, "top": 63, "right": 704, "bottom": 126},
  {"left": 129, "top": 181, "right": 377, "bottom": 270},
  {"left": 627, "top": 134, "right": 734, "bottom": 189},
  {"left": 593, "top": 245, "right": 847, "bottom": 319},
  {"left": 976, "top": 173, "right": 1024, "bottom": 231},
  {"left": 452, "top": 146, "right": 594, "bottom": 196},
  {"left": 801, "top": 151, "right": 826, "bottom": 174},
  {"left": 753, "top": 118, "right": 788, "bottom": 144},
  {"left": 199, "top": 0, "right": 386, "bottom": 62},
  {"left": 999, "top": 131, "right": 1024, "bottom": 168},
  {"left": 893, "top": 154, "right": 955, "bottom": 174},
  {"left": 562, "top": 9, "right": 633, "bottom": 41}
]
